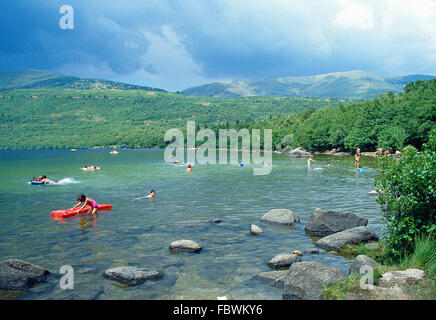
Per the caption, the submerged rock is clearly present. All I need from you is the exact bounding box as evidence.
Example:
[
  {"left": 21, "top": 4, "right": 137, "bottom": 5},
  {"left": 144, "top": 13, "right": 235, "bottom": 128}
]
[
  {"left": 255, "top": 270, "right": 288, "bottom": 288},
  {"left": 305, "top": 208, "right": 367, "bottom": 236},
  {"left": 304, "top": 248, "right": 319, "bottom": 254},
  {"left": 349, "top": 255, "right": 380, "bottom": 275},
  {"left": 283, "top": 262, "right": 346, "bottom": 300},
  {"left": 267, "top": 253, "right": 301, "bottom": 269},
  {"left": 261, "top": 209, "right": 300, "bottom": 226},
  {"left": 315, "top": 226, "right": 379, "bottom": 251},
  {"left": 0, "top": 259, "right": 51, "bottom": 290},
  {"left": 104, "top": 266, "right": 163, "bottom": 285},
  {"left": 250, "top": 224, "right": 264, "bottom": 235},
  {"left": 169, "top": 240, "right": 203, "bottom": 253}
]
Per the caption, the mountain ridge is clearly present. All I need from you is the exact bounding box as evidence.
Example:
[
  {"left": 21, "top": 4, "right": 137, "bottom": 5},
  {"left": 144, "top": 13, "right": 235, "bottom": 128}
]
[
  {"left": 182, "top": 70, "right": 435, "bottom": 99},
  {"left": 0, "top": 69, "right": 165, "bottom": 92}
]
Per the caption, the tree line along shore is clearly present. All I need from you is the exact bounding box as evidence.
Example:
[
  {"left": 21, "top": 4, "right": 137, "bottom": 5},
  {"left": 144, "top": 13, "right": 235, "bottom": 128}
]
[{"left": 0, "top": 79, "right": 434, "bottom": 152}]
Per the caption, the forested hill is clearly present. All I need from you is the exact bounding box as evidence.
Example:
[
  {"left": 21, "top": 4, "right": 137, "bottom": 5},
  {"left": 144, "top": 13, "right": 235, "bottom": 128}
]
[
  {"left": 0, "top": 89, "right": 342, "bottom": 149},
  {"left": 182, "top": 70, "right": 435, "bottom": 99},
  {"left": 0, "top": 70, "right": 165, "bottom": 91},
  {"left": 245, "top": 79, "right": 436, "bottom": 152}
]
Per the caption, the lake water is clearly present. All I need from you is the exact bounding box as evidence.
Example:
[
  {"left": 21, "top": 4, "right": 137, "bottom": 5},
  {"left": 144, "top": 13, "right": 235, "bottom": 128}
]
[{"left": 0, "top": 149, "right": 382, "bottom": 300}]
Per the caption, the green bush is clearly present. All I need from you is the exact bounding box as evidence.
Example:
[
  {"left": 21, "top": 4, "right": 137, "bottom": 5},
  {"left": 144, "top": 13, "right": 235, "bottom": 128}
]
[{"left": 375, "top": 130, "right": 436, "bottom": 259}]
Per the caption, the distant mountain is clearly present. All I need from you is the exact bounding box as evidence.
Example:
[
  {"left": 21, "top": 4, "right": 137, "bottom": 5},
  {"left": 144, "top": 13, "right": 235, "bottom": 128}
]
[
  {"left": 0, "top": 69, "right": 165, "bottom": 91},
  {"left": 182, "top": 70, "right": 435, "bottom": 99}
]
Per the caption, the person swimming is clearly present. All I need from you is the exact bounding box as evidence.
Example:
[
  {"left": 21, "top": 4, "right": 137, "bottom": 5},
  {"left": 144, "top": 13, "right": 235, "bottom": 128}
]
[
  {"left": 134, "top": 189, "right": 156, "bottom": 200},
  {"left": 187, "top": 164, "right": 193, "bottom": 172},
  {"left": 71, "top": 194, "right": 99, "bottom": 214},
  {"left": 327, "top": 161, "right": 331, "bottom": 168}
]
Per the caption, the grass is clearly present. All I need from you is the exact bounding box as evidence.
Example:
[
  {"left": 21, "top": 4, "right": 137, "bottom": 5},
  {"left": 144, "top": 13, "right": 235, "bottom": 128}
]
[
  {"left": 322, "top": 274, "right": 360, "bottom": 300},
  {"left": 325, "top": 235, "right": 436, "bottom": 300}
]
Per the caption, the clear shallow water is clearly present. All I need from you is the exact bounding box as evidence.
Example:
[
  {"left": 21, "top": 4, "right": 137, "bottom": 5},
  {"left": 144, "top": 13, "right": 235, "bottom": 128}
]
[{"left": 0, "top": 149, "right": 381, "bottom": 300}]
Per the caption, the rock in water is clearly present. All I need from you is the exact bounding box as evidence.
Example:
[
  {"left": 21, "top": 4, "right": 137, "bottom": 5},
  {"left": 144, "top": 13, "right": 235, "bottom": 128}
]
[
  {"left": 368, "top": 190, "right": 378, "bottom": 196},
  {"left": 267, "top": 254, "right": 301, "bottom": 269},
  {"left": 104, "top": 267, "right": 163, "bottom": 285},
  {"left": 349, "top": 255, "right": 380, "bottom": 275},
  {"left": 291, "top": 250, "right": 303, "bottom": 256},
  {"left": 0, "top": 259, "right": 51, "bottom": 290},
  {"left": 283, "top": 262, "right": 346, "bottom": 300},
  {"left": 288, "top": 148, "right": 310, "bottom": 158},
  {"left": 169, "top": 240, "right": 203, "bottom": 253},
  {"left": 305, "top": 208, "right": 368, "bottom": 236},
  {"left": 304, "top": 248, "right": 319, "bottom": 254},
  {"left": 255, "top": 270, "right": 288, "bottom": 288},
  {"left": 261, "top": 209, "right": 300, "bottom": 226},
  {"left": 315, "top": 226, "right": 379, "bottom": 251},
  {"left": 250, "top": 224, "right": 264, "bottom": 235},
  {"left": 208, "top": 219, "right": 222, "bottom": 224}
]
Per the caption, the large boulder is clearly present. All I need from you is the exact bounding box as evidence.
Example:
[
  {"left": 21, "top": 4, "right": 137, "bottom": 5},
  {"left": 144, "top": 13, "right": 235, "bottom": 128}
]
[
  {"left": 267, "top": 254, "right": 301, "bottom": 269},
  {"left": 261, "top": 209, "right": 300, "bottom": 226},
  {"left": 283, "top": 262, "right": 347, "bottom": 300},
  {"left": 250, "top": 224, "right": 264, "bottom": 235},
  {"left": 315, "top": 226, "right": 379, "bottom": 251},
  {"left": 305, "top": 208, "right": 368, "bottom": 236},
  {"left": 288, "top": 148, "right": 310, "bottom": 158},
  {"left": 255, "top": 270, "right": 288, "bottom": 288},
  {"left": 104, "top": 266, "right": 163, "bottom": 285},
  {"left": 169, "top": 240, "right": 202, "bottom": 253},
  {"left": 0, "top": 259, "right": 51, "bottom": 290},
  {"left": 349, "top": 255, "right": 380, "bottom": 275}
]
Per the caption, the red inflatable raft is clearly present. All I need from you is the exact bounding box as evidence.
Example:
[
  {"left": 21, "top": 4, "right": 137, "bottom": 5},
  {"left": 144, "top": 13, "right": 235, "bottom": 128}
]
[{"left": 50, "top": 204, "right": 112, "bottom": 219}]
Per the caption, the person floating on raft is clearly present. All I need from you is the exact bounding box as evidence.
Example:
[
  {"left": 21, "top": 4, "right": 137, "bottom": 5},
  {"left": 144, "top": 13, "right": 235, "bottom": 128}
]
[
  {"left": 30, "top": 175, "right": 55, "bottom": 184},
  {"left": 71, "top": 194, "right": 99, "bottom": 215}
]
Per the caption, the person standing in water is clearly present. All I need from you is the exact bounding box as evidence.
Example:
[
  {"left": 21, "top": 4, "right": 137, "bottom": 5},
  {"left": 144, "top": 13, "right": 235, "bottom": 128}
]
[
  {"left": 355, "top": 153, "right": 361, "bottom": 169},
  {"left": 71, "top": 194, "right": 99, "bottom": 214},
  {"left": 187, "top": 164, "right": 193, "bottom": 172},
  {"left": 307, "top": 156, "right": 317, "bottom": 167}
]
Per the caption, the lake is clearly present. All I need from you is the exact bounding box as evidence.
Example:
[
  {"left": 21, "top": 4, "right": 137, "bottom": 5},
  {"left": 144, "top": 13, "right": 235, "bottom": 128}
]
[{"left": 0, "top": 149, "right": 382, "bottom": 299}]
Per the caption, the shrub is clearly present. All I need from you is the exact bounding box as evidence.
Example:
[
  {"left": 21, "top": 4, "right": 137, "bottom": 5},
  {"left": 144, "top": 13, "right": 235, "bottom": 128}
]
[{"left": 375, "top": 130, "right": 436, "bottom": 259}]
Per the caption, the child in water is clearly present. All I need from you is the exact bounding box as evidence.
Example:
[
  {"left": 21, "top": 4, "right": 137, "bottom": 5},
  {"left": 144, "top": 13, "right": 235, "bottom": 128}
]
[
  {"left": 71, "top": 194, "right": 99, "bottom": 214},
  {"left": 187, "top": 164, "right": 193, "bottom": 172}
]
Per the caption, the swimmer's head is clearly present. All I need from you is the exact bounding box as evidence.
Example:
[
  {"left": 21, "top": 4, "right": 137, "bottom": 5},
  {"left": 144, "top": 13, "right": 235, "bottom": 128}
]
[
  {"left": 42, "top": 175, "right": 47, "bottom": 179},
  {"left": 150, "top": 190, "right": 155, "bottom": 195},
  {"left": 77, "top": 194, "right": 86, "bottom": 202}
]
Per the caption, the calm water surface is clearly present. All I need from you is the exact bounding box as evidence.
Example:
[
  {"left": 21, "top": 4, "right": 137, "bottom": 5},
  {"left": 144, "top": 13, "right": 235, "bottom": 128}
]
[{"left": 0, "top": 149, "right": 381, "bottom": 299}]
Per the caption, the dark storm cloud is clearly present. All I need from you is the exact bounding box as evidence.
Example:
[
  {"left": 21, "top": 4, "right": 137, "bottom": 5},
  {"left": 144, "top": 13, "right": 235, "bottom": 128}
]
[{"left": 0, "top": 0, "right": 435, "bottom": 91}]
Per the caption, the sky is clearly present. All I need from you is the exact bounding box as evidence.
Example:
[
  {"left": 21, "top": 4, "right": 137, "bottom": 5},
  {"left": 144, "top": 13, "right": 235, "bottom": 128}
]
[{"left": 0, "top": 0, "right": 435, "bottom": 91}]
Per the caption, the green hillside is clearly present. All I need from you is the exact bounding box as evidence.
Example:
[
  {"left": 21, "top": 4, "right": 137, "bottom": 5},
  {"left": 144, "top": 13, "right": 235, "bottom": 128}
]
[
  {"left": 0, "top": 89, "right": 342, "bottom": 149},
  {"left": 0, "top": 69, "right": 165, "bottom": 92},
  {"left": 182, "top": 70, "right": 435, "bottom": 99}
]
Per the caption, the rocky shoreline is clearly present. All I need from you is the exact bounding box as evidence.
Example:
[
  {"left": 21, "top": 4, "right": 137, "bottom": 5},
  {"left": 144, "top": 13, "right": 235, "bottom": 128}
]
[{"left": 0, "top": 207, "right": 427, "bottom": 300}]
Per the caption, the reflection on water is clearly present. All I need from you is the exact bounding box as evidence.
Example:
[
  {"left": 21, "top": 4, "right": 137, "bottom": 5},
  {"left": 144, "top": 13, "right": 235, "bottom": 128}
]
[{"left": 0, "top": 149, "right": 382, "bottom": 300}]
